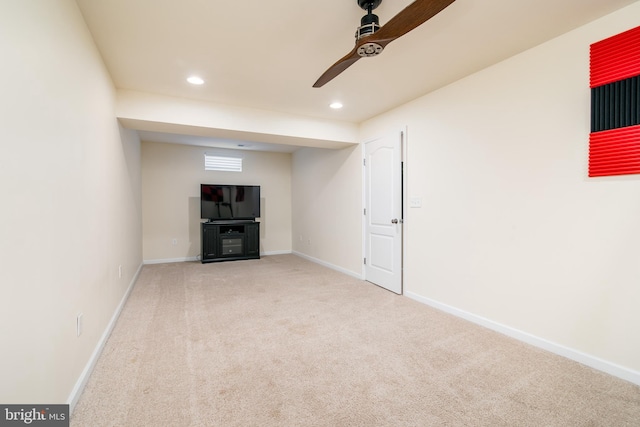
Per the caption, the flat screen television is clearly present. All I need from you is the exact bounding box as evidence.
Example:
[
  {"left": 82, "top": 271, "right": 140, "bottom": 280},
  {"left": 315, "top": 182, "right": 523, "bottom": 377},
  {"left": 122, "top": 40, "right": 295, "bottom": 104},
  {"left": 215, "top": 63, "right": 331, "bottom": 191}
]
[{"left": 201, "top": 184, "right": 260, "bottom": 221}]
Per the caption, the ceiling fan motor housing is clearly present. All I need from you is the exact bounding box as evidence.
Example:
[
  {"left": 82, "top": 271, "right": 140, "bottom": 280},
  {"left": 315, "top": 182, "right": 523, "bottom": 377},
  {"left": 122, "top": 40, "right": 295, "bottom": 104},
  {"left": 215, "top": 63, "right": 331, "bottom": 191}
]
[
  {"left": 356, "top": 12, "right": 380, "bottom": 39},
  {"left": 355, "top": 0, "right": 383, "bottom": 56}
]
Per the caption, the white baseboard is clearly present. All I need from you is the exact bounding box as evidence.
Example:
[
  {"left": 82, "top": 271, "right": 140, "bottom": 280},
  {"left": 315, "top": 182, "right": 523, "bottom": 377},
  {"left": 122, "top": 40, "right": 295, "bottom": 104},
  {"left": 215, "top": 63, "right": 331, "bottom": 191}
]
[
  {"left": 404, "top": 290, "right": 640, "bottom": 387},
  {"left": 292, "top": 251, "right": 363, "bottom": 280},
  {"left": 144, "top": 252, "right": 291, "bottom": 264},
  {"left": 67, "top": 262, "right": 143, "bottom": 412},
  {"left": 262, "top": 250, "right": 292, "bottom": 256},
  {"left": 143, "top": 256, "right": 199, "bottom": 264}
]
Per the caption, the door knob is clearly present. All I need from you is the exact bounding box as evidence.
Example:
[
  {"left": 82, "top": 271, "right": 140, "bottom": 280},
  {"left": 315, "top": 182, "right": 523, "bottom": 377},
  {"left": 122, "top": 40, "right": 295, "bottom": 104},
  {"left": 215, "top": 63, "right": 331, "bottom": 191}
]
[{"left": 391, "top": 218, "right": 399, "bottom": 224}]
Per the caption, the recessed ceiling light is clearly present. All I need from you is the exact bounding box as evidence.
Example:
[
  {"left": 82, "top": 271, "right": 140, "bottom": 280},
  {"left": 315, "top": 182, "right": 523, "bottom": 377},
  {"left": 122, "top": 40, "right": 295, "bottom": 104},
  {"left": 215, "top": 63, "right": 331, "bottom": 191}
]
[
  {"left": 329, "top": 102, "right": 343, "bottom": 109},
  {"left": 187, "top": 76, "right": 204, "bottom": 85}
]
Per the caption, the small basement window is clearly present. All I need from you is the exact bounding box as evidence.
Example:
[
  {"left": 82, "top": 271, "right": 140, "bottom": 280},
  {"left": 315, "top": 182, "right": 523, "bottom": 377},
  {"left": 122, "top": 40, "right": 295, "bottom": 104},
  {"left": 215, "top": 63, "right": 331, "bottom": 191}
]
[{"left": 204, "top": 154, "right": 242, "bottom": 172}]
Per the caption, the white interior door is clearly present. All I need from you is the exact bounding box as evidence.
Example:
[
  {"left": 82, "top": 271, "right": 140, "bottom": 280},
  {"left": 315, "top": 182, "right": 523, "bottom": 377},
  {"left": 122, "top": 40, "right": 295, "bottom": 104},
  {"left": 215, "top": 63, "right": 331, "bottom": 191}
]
[{"left": 364, "top": 131, "right": 403, "bottom": 294}]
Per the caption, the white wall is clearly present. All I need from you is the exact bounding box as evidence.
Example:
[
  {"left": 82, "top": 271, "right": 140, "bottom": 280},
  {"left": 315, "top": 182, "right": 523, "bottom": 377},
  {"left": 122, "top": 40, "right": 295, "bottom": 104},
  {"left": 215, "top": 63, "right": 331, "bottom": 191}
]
[
  {"left": 0, "top": 0, "right": 142, "bottom": 404},
  {"left": 361, "top": 2, "right": 640, "bottom": 380},
  {"left": 291, "top": 146, "right": 363, "bottom": 277},
  {"left": 141, "top": 142, "right": 292, "bottom": 261}
]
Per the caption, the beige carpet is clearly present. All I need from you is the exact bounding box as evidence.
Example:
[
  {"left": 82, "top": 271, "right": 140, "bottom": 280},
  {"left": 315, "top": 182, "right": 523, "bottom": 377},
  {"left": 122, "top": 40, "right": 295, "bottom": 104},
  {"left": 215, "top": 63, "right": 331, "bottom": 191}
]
[{"left": 71, "top": 254, "right": 640, "bottom": 426}]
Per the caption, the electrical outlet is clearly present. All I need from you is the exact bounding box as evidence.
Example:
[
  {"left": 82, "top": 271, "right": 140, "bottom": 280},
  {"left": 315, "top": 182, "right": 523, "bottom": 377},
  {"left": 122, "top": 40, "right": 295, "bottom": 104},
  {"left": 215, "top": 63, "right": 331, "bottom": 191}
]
[
  {"left": 409, "top": 197, "right": 423, "bottom": 208},
  {"left": 118, "top": 265, "right": 122, "bottom": 279},
  {"left": 76, "top": 313, "right": 83, "bottom": 337},
  {"left": 171, "top": 238, "right": 178, "bottom": 246}
]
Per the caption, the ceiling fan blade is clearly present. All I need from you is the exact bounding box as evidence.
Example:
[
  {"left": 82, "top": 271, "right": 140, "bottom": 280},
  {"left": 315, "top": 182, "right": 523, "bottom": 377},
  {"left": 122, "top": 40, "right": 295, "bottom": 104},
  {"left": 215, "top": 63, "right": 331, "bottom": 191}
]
[
  {"left": 371, "top": 0, "right": 456, "bottom": 45},
  {"left": 313, "top": 49, "right": 361, "bottom": 88},
  {"left": 312, "top": 0, "right": 456, "bottom": 88}
]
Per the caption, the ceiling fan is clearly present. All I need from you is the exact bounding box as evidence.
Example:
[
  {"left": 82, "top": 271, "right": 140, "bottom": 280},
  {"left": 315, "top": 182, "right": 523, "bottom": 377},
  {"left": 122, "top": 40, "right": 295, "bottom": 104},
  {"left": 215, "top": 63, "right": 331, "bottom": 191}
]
[{"left": 313, "top": 0, "right": 456, "bottom": 88}]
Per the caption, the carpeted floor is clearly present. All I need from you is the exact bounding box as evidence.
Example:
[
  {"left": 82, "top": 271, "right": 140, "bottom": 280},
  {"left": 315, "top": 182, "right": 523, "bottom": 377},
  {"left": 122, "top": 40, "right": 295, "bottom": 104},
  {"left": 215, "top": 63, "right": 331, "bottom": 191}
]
[{"left": 71, "top": 254, "right": 640, "bottom": 426}]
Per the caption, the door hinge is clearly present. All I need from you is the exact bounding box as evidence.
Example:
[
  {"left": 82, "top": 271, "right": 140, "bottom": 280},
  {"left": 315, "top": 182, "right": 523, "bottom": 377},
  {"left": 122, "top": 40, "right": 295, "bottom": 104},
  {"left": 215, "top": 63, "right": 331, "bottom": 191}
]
[
  {"left": 363, "top": 158, "right": 366, "bottom": 166},
  {"left": 364, "top": 257, "right": 366, "bottom": 265},
  {"left": 363, "top": 208, "right": 366, "bottom": 215}
]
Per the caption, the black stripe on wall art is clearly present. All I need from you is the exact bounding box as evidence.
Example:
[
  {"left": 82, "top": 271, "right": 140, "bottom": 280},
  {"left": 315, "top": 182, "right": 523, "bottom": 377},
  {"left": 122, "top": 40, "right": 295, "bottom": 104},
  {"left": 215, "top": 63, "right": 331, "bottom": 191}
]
[{"left": 591, "top": 74, "right": 640, "bottom": 133}]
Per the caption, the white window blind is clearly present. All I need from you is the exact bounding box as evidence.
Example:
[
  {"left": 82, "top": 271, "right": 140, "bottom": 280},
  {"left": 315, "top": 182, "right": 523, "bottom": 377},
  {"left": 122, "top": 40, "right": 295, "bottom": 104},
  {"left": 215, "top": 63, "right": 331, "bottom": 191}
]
[{"left": 204, "top": 154, "right": 242, "bottom": 172}]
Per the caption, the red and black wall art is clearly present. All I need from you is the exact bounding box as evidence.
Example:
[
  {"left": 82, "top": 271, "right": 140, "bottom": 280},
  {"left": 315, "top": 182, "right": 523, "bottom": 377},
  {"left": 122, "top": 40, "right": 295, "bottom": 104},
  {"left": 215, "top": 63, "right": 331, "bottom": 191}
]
[{"left": 589, "top": 25, "right": 640, "bottom": 177}]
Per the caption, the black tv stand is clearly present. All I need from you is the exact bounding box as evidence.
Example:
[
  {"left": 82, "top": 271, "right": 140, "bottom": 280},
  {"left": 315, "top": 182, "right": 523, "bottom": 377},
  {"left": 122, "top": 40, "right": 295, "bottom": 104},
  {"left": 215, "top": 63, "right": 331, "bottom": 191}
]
[{"left": 201, "top": 220, "right": 260, "bottom": 263}]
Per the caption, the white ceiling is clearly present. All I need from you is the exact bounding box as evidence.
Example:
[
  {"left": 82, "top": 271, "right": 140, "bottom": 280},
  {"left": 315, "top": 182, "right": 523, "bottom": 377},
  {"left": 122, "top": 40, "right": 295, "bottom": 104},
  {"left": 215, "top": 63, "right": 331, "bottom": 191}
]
[{"left": 76, "top": 0, "right": 638, "bottom": 149}]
